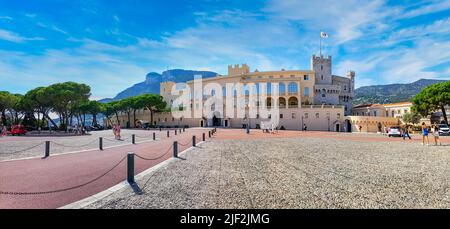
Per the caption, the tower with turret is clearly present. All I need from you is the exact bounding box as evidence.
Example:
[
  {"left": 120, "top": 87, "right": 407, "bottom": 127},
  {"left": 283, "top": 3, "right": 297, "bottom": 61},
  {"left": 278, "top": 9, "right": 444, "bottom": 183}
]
[{"left": 311, "top": 55, "right": 332, "bottom": 85}]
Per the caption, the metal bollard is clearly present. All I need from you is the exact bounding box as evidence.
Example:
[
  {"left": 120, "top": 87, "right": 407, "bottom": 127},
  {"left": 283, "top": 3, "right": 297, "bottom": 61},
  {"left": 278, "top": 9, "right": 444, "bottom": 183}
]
[
  {"left": 127, "top": 153, "right": 135, "bottom": 184},
  {"left": 132, "top": 134, "right": 136, "bottom": 144},
  {"left": 167, "top": 130, "right": 170, "bottom": 138},
  {"left": 44, "top": 141, "right": 50, "bottom": 158},
  {"left": 209, "top": 131, "right": 211, "bottom": 138},
  {"left": 192, "top": 135, "right": 196, "bottom": 147},
  {"left": 99, "top": 137, "right": 103, "bottom": 150},
  {"left": 173, "top": 141, "right": 178, "bottom": 158},
  {"left": 175, "top": 129, "right": 177, "bottom": 135},
  {"left": 183, "top": 127, "right": 185, "bottom": 132},
  {"left": 203, "top": 133, "right": 205, "bottom": 141},
  {"left": 159, "top": 127, "right": 162, "bottom": 131},
  {"left": 153, "top": 132, "right": 156, "bottom": 140}
]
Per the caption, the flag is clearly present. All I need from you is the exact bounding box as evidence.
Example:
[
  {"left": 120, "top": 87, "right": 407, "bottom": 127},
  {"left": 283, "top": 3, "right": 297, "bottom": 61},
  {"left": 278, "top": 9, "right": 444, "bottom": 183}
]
[{"left": 320, "top": 31, "right": 328, "bottom": 38}]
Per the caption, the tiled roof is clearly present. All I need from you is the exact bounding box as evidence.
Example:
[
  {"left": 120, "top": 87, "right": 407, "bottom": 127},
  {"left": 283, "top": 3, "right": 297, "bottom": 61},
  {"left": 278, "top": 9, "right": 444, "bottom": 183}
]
[
  {"left": 353, "top": 104, "right": 381, "bottom": 109},
  {"left": 383, "top": 101, "right": 412, "bottom": 107}
]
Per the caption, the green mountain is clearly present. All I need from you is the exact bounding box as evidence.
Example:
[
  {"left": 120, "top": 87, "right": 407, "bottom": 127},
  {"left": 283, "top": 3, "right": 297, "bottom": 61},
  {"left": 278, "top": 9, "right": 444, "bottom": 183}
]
[{"left": 354, "top": 79, "right": 449, "bottom": 105}]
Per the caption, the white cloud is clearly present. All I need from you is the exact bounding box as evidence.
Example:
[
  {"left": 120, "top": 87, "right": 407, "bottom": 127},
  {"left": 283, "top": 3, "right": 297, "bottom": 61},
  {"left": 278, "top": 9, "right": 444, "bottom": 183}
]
[
  {"left": 37, "top": 22, "right": 68, "bottom": 35},
  {"left": 264, "top": 0, "right": 393, "bottom": 43},
  {"left": 336, "top": 38, "right": 450, "bottom": 87},
  {"left": 384, "top": 17, "right": 450, "bottom": 45},
  {"left": 0, "top": 29, "right": 45, "bottom": 43},
  {"left": 0, "top": 16, "right": 13, "bottom": 20},
  {"left": 399, "top": 0, "right": 450, "bottom": 19},
  {"left": 113, "top": 15, "right": 120, "bottom": 23}
]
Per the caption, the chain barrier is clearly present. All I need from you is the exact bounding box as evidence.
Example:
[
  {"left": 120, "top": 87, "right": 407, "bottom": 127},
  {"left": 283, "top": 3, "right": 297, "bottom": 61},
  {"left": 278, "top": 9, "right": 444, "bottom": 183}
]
[
  {"left": 177, "top": 141, "right": 191, "bottom": 147},
  {"left": 0, "top": 155, "right": 127, "bottom": 195},
  {"left": 0, "top": 143, "right": 44, "bottom": 155},
  {"left": 134, "top": 135, "right": 155, "bottom": 139},
  {"left": 134, "top": 145, "right": 173, "bottom": 161},
  {"left": 50, "top": 139, "right": 98, "bottom": 148},
  {"left": 103, "top": 137, "right": 124, "bottom": 142}
]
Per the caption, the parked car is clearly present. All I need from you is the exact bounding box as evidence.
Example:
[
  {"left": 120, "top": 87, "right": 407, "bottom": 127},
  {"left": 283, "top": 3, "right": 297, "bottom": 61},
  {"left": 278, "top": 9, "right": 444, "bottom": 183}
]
[
  {"left": 438, "top": 124, "right": 450, "bottom": 136},
  {"left": 388, "top": 126, "right": 402, "bottom": 137},
  {"left": 10, "top": 125, "right": 27, "bottom": 136}
]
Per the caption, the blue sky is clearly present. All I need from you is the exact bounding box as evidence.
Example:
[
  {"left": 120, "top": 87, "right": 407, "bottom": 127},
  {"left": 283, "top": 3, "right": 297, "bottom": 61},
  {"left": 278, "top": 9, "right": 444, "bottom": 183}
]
[{"left": 0, "top": 0, "right": 449, "bottom": 99}]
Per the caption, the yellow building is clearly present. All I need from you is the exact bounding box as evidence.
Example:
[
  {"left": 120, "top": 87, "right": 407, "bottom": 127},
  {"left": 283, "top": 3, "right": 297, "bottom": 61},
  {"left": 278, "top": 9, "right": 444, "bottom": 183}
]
[{"left": 108, "top": 55, "right": 356, "bottom": 132}]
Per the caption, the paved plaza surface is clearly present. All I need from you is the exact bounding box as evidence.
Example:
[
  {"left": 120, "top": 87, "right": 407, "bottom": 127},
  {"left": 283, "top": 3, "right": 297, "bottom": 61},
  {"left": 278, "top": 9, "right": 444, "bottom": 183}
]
[
  {"left": 0, "top": 128, "right": 208, "bottom": 209},
  {"left": 86, "top": 129, "right": 450, "bottom": 209},
  {"left": 1, "top": 128, "right": 449, "bottom": 209}
]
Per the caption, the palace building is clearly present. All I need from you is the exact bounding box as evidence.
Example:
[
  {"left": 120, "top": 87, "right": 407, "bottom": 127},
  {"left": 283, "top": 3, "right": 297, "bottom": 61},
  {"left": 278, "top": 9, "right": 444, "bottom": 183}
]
[{"left": 111, "top": 55, "right": 359, "bottom": 132}]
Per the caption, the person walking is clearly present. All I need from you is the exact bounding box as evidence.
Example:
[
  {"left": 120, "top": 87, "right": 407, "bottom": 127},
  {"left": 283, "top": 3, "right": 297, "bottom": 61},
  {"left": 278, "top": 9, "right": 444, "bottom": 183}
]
[
  {"left": 432, "top": 125, "right": 442, "bottom": 146},
  {"left": 403, "top": 125, "right": 411, "bottom": 140},
  {"left": 116, "top": 123, "right": 121, "bottom": 140},
  {"left": 421, "top": 122, "right": 429, "bottom": 146},
  {"left": 303, "top": 123, "right": 307, "bottom": 131},
  {"left": 112, "top": 124, "right": 118, "bottom": 140},
  {"left": 1, "top": 125, "right": 6, "bottom": 137}
]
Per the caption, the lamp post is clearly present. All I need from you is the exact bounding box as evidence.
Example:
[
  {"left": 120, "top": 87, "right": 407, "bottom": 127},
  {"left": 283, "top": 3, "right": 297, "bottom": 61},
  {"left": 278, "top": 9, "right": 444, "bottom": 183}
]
[
  {"left": 327, "top": 116, "right": 330, "bottom": 131},
  {"left": 301, "top": 116, "right": 304, "bottom": 131}
]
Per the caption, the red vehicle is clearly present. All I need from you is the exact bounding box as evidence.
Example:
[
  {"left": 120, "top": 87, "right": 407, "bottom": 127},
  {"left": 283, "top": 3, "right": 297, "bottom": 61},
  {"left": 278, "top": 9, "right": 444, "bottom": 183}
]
[{"left": 10, "top": 125, "right": 27, "bottom": 136}]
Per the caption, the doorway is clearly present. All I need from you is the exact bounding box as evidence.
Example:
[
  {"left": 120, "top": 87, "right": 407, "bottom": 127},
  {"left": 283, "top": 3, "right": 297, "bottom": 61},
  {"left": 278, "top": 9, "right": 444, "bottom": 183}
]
[
  {"left": 212, "top": 115, "right": 221, "bottom": 127},
  {"left": 335, "top": 124, "right": 340, "bottom": 132},
  {"left": 345, "top": 120, "right": 352, "bottom": 132}
]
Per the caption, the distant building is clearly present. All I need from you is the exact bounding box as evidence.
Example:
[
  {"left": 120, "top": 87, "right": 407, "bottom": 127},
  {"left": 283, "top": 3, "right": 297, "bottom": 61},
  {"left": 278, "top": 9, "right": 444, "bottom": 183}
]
[{"left": 352, "top": 102, "right": 412, "bottom": 118}]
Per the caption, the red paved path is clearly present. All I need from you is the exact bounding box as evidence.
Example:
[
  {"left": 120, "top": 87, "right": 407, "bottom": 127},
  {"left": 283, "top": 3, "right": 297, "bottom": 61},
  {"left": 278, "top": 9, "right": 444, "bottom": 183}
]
[{"left": 0, "top": 128, "right": 208, "bottom": 209}]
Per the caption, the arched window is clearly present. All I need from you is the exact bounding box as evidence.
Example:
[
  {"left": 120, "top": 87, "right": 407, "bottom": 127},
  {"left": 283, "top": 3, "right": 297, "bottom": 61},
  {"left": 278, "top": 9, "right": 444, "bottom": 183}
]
[
  {"left": 288, "top": 97, "right": 298, "bottom": 107},
  {"left": 279, "top": 83, "right": 286, "bottom": 94},
  {"left": 288, "top": 82, "right": 298, "bottom": 95},
  {"left": 243, "top": 84, "right": 249, "bottom": 96},
  {"left": 267, "top": 82, "right": 272, "bottom": 95},
  {"left": 253, "top": 83, "right": 260, "bottom": 95},
  {"left": 266, "top": 97, "right": 274, "bottom": 107},
  {"left": 222, "top": 86, "right": 226, "bottom": 96},
  {"left": 211, "top": 89, "right": 216, "bottom": 96},
  {"left": 304, "top": 87, "right": 310, "bottom": 96},
  {"left": 278, "top": 97, "right": 286, "bottom": 108}
]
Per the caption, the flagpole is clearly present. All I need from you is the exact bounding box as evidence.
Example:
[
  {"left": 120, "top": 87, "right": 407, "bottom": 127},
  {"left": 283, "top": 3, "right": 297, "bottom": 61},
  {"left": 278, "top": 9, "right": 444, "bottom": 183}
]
[
  {"left": 320, "top": 34, "right": 322, "bottom": 56},
  {"left": 319, "top": 30, "right": 322, "bottom": 56}
]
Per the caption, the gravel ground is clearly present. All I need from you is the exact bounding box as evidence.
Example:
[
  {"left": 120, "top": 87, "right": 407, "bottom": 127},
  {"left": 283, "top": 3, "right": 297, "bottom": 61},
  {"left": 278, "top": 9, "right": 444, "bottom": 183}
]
[
  {"left": 85, "top": 135, "right": 450, "bottom": 209},
  {"left": 0, "top": 129, "right": 166, "bottom": 161}
]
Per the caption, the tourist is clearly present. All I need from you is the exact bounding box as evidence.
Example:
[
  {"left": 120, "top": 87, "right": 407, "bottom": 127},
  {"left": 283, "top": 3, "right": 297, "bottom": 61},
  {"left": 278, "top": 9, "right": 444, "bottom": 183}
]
[
  {"left": 303, "top": 124, "right": 307, "bottom": 131},
  {"left": 359, "top": 125, "right": 362, "bottom": 132},
  {"left": 432, "top": 125, "right": 442, "bottom": 146},
  {"left": 403, "top": 125, "right": 411, "bottom": 140},
  {"left": 0, "top": 125, "right": 3, "bottom": 137},
  {"left": 421, "top": 122, "right": 429, "bottom": 146},
  {"left": 112, "top": 124, "right": 117, "bottom": 140},
  {"left": 2, "top": 125, "right": 7, "bottom": 137},
  {"left": 116, "top": 123, "right": 121, "bottom": 140}
]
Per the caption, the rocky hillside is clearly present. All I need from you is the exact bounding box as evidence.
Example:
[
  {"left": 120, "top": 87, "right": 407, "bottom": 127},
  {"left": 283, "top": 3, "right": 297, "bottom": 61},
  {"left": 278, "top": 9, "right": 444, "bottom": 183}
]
[
  {"left": 99, "top": 69, "right": 217, "bottom": 102},
  {"left": 354, "top": 79, "right": 448, "bottom": 104}
]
